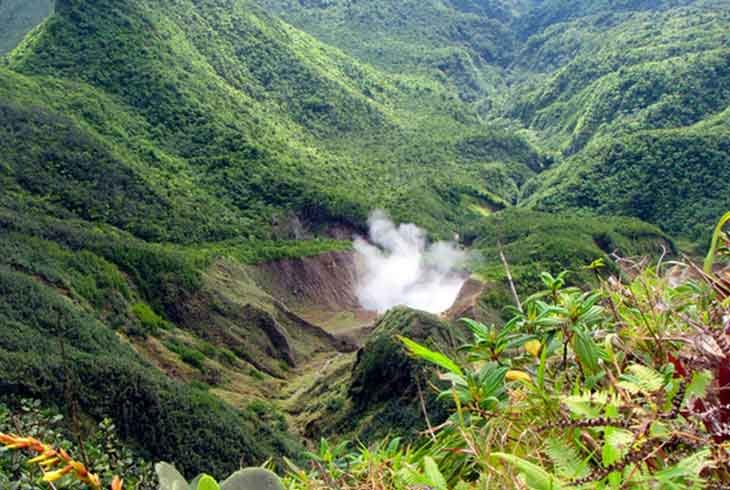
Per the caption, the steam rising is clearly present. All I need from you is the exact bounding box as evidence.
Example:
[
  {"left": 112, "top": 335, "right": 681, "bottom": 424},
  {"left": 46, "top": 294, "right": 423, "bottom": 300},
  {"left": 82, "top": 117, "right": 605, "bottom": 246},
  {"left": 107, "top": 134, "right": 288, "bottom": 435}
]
[{"left": 354, "top": 210, "right": 468, "bottom": 314}]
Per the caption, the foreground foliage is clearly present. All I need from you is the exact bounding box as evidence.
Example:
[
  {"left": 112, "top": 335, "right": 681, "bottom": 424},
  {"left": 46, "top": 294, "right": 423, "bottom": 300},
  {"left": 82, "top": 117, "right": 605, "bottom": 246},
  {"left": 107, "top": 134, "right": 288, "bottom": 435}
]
[
  {"left": 2, "top": 218, "right": 730, "bottom": 489},
  {"left": 0, "top": 399, "right": 154, "bottom": 490},
  {"left": 282, "top": 244, "right": 730, "bottom": 488}
]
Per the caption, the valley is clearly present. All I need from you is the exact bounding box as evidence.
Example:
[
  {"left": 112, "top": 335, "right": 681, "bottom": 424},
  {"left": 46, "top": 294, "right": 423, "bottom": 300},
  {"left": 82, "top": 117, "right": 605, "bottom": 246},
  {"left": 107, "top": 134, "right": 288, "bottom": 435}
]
[{"left": 0, "top": 0, "right": 728, "bottom": 487}]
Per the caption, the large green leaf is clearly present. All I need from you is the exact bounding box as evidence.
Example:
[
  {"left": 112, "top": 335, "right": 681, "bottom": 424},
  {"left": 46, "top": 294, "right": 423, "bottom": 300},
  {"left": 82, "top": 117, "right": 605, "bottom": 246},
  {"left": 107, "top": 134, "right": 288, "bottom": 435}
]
[
  {"left": 704, "top": 211, "right": 730, "bottom": 273},
  {"left": 155, "top": 462, "right": 189, "bottom": 490},
  {"left": 573, "top": 329, "right": 601, "bottom": 376},
  {"left": 492, "top": 453, "right": 564, "bottom": 490},
  {"left": 398, "top": 336, "right": 463, "bottom": 376},
  {"left": 190, "top": 475, "right": 220, "bottom": 490},
  {"left": 562, "top": 391, "right": 611, "bottom": 418},
  {"left": 654, "top": 449, "right": 710, "bottom": 484},
  {"left": 423, "top": 456, "right": 448, "bottom": 490}
]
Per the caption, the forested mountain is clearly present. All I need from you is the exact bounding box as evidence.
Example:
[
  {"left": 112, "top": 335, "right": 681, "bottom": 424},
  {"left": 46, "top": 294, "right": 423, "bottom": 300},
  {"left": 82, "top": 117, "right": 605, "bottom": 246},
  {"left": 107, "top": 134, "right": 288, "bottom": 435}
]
[
  {"left": 0, "top": 0, "right": 728, "bottom": 483},
  {"left": 260, "top": 0, "right": 730, "bottom": 236},
  {"left": 2, "top": 0, "right": 553, "bottom": 244}
]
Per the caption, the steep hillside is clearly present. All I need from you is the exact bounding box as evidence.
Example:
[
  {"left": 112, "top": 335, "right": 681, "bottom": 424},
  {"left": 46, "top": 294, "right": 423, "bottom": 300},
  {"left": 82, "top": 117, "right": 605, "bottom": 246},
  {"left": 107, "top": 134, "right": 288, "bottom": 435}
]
[
  {"left": 255, "top": 0, "right": 527, "bottom": 113},
  {"left": 0, "top": 0, "right": 539, "bottom": 474},
  {"left": 511, "top": 3, "right": 730, "bottom": 237},
  {"left": 511, "top": 5, "right": 730, "bottom": 154},
  {"left": 257, "top": 0, "right": 730, "bottom": 239},
  {"left": 0, "top": 224, "right": 305, "bottom": 479},
  {"left": 3, "top": 0, "right": 540, "bottom": 241},
  {"left": 522, "top": 128, "right": 730, "bottom": 238}
]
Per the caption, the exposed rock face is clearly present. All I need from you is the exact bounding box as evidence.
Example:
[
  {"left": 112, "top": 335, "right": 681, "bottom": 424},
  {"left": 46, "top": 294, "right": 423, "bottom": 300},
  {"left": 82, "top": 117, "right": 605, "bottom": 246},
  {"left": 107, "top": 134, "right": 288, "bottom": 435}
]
[
  {"left": 170, "top": 248, "right": 484, "bottom": 381},
  {"left": 253, "top": 251, "right": 361, "bottom": 312},
  {"left": 175, "top": 259, "right": 356, "bottom": 378},
  {"left": 252, "top": 250, "right": 378, "bottom": 346},
  {"left": 443, "top": 277, "right": 487, "bottom": 321}
]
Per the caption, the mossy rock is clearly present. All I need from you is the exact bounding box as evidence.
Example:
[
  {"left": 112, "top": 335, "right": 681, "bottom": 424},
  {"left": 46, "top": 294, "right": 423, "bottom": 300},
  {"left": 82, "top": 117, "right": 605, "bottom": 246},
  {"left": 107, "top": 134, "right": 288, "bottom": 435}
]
[
  {"left": 341, "top": 307, "right": 465, "bottom": 441},
  {"left": 349, "top": 306, "right": 461, "bottom": 407}
]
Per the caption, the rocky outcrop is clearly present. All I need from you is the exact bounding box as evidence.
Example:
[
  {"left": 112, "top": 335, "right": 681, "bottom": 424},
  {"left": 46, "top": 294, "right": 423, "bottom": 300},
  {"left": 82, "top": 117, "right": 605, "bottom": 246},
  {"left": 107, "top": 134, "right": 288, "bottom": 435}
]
[
  {"left": 252, "top": 251, "right": 361, "bottom": 311},
  {"left": 349, "top": 307, "right": 461, "bottom": 406},
  {"left": 342, "top": 306, "right": 466, "bottom": 441},
  {"left": 443, "top": 277, "right": 487, "bottom": 321},
  {"left": 176, "top": 259, "right": 357, "bottom": 378}
]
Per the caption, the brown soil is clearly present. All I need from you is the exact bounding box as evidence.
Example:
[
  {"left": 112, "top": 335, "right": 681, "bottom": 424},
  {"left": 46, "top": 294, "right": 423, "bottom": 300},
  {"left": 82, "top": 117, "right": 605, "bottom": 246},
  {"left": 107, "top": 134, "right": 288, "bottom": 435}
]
[
  {"left": 443, "top": 277, "right": 487, "bottom": 321},
  {"left": 252, "top": 250, "right": 378, "bottom": 343},
  {"left": 253, "top": 250, "right": 361, "bottom": 311}
]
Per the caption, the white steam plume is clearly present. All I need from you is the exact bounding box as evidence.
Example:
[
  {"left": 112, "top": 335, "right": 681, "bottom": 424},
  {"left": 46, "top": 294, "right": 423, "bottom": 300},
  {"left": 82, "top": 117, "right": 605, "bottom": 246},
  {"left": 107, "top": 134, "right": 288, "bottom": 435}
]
[{"left": 354, "top": 210, "right": 468, "bottom": 314}]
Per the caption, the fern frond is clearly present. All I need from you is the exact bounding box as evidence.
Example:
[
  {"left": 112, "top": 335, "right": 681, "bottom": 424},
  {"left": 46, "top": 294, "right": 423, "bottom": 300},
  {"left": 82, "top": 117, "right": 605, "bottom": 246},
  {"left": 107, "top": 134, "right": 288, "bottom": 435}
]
[
  {"left": 545, "top": 438, "right": 590, "bottom": 480},
  {"left": 562, "top": 391, "right": 613, "bottom": 418},
  {"left": 618, "top": 364, "right": 665, "bottom": 393}
]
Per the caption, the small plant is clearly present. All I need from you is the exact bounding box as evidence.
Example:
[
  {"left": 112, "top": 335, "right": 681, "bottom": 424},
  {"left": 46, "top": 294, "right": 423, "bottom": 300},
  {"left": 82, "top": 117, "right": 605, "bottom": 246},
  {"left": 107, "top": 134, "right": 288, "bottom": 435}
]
[
  {"left": 131, "top": 302, "right": 172, "bottom": 335},
  {"left": 704, "top": 211, "right": 730, "bottom": 273},
  {"left": 0, "top": 432, "right": 118, "bottom": 489},
  {"left": 0, "top": 399, "right": 155, "bottom": 490},
  {"left": 155, "top": 462, "right": 284, "bottom": 490}
]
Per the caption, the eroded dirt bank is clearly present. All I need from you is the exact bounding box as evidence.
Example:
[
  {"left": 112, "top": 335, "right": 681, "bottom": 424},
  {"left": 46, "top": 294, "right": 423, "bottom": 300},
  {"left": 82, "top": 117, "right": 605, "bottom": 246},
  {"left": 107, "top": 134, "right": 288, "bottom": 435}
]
[
  {"left": 129, "top": 247, "right": 488, "bottom": 441},
  {"left": 251, "top": 250, "right": 377, "bottom": 341}
]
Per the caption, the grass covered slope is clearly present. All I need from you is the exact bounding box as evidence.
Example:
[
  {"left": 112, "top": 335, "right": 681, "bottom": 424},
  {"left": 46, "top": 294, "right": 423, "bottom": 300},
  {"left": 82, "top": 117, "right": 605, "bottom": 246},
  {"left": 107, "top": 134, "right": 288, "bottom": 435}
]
[
  {"left": 0, "top": 189, "right": 368, "bottom": 476},
  {"left": 5, "top": 0, "right": 727, "bottom": 240}
]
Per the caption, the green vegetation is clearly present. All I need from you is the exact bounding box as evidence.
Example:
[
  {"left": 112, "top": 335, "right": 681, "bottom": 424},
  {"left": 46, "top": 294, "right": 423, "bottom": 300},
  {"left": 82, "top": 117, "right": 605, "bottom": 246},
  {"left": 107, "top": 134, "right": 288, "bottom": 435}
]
[
  {"left": 132, "top": 302, "right": 172, "bottom": 335},
  {"left": 0, "top": 0, "right": 536, "bottom": 245},
  {"left": 278, "top": 245, "right": 730, "bottom": 488},
  {"left": 0, "top": 244, "right": 304, "bottom": 478},
  {"left": 1, "top": 0, "right": 729, "bottom": 486},
  {"left": 7, "top": 242, "right": 730, "bottom": 488},
  {"left": 522, "top": 129, "right": 730, "bottom": 238},
  {"left": 164, "top": 339, "right": 207, "bottom": 370},
  {"left": 0, "top": 398, "right": 155, "bottom": 489},
  {"left": 462, "top": 209, "right": 672, "bottom": 318},
  {"left": 256, "top": 0, "right": 730, "bottom": 240},
  {"left": 156, "top": 462, "right": 284, "bottom": 490},
  {"left": 345, "top": 308, "right": 463, "bottom": 441}
]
